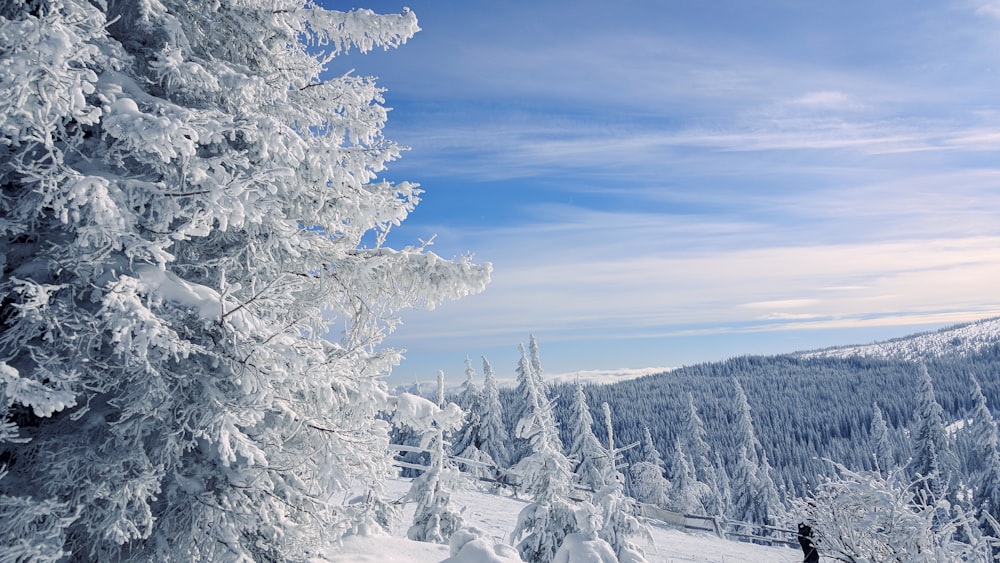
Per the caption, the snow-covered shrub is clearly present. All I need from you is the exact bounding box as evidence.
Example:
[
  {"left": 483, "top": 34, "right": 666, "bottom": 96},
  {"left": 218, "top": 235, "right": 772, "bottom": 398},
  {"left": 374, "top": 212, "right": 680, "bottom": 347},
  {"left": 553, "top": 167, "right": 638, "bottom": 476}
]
[
  {"left": 443, "top": 526, "right": 524, "bottom": 563},
  {"left": 795, "top": 463, "right": 996, "bottom": 562}
]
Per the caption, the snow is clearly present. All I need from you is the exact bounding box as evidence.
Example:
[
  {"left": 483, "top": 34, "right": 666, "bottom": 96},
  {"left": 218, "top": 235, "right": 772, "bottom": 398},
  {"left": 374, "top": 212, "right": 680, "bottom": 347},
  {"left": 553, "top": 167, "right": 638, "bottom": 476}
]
[
  {"left": 393, "top": 392, "right": 464, "bottom": 434},
  {"left": 135, "top": 264, "right": 223, "bottom": 321},
  {"left": 551, "top": 533, "right": 618, "bottom": 562},
  {"left": 326, "top": 477, "right": 801, "bottom": 563},
  {"left": 796, "top": 316, "right": 1000, "bottom": 361}
]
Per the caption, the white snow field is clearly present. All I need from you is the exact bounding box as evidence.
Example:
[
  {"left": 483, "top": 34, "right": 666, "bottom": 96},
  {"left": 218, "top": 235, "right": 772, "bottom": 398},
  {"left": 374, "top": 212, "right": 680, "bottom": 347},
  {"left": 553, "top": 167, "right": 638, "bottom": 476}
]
[{"left": 327, "top": 477, "right": 800, "bottom": 563}]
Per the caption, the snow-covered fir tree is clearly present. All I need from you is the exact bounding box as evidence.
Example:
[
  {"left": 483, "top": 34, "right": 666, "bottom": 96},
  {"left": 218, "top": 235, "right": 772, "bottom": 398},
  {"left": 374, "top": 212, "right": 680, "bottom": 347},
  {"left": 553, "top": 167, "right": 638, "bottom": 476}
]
[
  {"left": 511, "top": 342, "right": 539, "bottom": 463},
  {"left": 567, "top": 380, "right": 611, "bottom": 493},
  {"left": 713, "top": 451, "right": 734, "bottom": 520},
  {"left": 681, "top": 393, "right": 721, "bottom": 515},
  {"left": 456, "top": 359, "right": 481, "bottom": 412},
  {"left": 452, "top": 359, "right": 495, "bottom": 478},
  {"left": 729, "top": 446, "right": 759, "bottom": 525},
  {"left": 666, "top": 438, "right": 708, "bottom": 516},
  {"left": 726, "top": 377, "right": 780, "bottom": 528},
  {"left": 732, "top": 377, "right": 763, "bottom": 464},
  {"left": 910, "top": 365, "right": 957, "bottom": 502},
  {"left": 528, "top": 334, "right": 545, "bottom": 389},
  {"left": 478, "top": 356, "right": 510, "bottom": 470},
  {"left": 755, "top": 449, "right": 784, "bottom": 529},
  {"left": 967, "top": 374, "right": 1000, "bottom": 538},
  {"left": 510, "top": 344, "right": 579, "bottom": 563},
  {"left": 595, "top": 403, "right": 649, "bottom": 563},
  {"left": 870, "top": 402, "right": 896, "bottom": 474},
  {"left": 629, "top": 427, "right": 670, "bottom": 508},
  {"left": 0, "top": 2, "right": 489, "bottom": 560}
]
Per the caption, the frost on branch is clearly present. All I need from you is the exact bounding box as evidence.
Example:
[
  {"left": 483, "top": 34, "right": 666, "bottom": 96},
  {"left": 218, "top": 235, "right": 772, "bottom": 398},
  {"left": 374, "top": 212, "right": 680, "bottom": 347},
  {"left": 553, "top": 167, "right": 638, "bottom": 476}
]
[
  {"left": 0, "top": 1, "right": 488, "bottom": 560},
  {"left": 795, "top": 463, "right": 997, "bottom": 562}
]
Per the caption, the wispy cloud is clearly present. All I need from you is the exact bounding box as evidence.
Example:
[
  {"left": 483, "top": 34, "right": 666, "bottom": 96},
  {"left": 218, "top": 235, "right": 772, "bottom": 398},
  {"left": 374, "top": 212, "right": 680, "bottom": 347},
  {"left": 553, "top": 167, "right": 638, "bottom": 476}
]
[{"left": 336, "top": 0, "right": 1000, "bottom": 381}]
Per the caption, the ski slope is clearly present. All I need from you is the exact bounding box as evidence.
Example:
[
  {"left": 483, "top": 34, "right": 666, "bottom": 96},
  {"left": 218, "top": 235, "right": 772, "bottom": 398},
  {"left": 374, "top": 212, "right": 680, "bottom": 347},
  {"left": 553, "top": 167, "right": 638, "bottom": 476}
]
[{"left": 327, "top": 477, "right": 800, "bottom": 563}]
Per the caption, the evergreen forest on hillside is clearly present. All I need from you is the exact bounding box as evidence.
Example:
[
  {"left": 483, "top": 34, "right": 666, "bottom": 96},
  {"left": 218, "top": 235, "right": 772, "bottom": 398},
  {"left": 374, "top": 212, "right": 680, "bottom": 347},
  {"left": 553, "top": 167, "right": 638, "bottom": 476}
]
[{"left": 544, "top": 346, "right": 1000, "bottom": 497}]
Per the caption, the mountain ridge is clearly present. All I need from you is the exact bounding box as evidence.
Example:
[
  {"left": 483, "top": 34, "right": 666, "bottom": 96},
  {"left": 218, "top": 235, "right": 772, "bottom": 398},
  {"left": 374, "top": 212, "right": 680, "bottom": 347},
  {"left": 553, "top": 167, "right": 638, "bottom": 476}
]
[{"left": 793, "top": 316, "right": 1000, "bottom": 361}]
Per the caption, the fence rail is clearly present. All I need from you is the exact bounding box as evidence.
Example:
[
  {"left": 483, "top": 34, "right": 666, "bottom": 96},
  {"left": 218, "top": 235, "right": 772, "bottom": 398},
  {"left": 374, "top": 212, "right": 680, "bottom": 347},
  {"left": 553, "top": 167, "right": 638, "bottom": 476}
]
[{"left": 637, "top": 502, "right": 797, "bottom": 548}]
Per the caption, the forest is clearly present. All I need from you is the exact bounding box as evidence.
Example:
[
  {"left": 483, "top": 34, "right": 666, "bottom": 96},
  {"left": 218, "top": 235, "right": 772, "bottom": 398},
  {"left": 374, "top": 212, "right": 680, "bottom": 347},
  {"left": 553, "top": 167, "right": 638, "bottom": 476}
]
[{"left": 555, "top": 346, "right": 1000, "bottom": 497}]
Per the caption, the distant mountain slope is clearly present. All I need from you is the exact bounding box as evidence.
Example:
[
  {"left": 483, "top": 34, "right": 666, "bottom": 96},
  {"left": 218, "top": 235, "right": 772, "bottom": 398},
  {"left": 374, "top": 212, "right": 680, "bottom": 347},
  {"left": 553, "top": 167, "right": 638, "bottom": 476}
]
[{"left": 795, "top": 316, "right": 1000, "bottom": 361}]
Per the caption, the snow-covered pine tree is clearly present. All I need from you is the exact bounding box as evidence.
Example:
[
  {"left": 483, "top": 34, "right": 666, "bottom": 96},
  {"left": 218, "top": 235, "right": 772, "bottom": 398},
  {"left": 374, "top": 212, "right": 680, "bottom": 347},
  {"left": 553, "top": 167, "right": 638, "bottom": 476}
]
[
  {"left": 871, "top": 402, "right": 896, "bottom": 474},
  {"left": 0, "top": 2, "right": 489, "bottom": 560},
  {"left": 629, "top": 426, "right": 670, "bottom": 508},
  {"left": 713, "top": 451, "right": 733, "bottom": 519},
  {"left": 452, "top": 359, "right": 494, "bottom": 478},
  {"left": 638, "top": 426, "right": 665, "bottom": 469},
  {"left": 682, "top": 393, "right": 721, "bottom": 515},
  {"left": 512, "top": 340, "right": 547, "bottom": 464},
  {"left": 511, "top": 344, "right": 578, "bottom": 563},
  {"left": 732, "top": 377, "right": 762, "bottom": 464},
  {"left": 728, "top": 446, "right": 759, "bottom": 525},
  {"left": 727, "top": 377, "right": 780, "bottom": 528},
  {"left": 909, "top": 365, "right": 957, "bottom": 502},
  {"left": 456, "top": 359, "right": 481, "bottom": 412},
  {"left": 478, "top": 356, "right": 510, "bottom": 470},
  {"left": 595, "top": 402, "right": 649, "bottom": 563},
  {"left": 528, "top": 334, "right": 545, "bottom": 389},
  {"left": 755, "top": 449, "right": 784, "bottom": 529},
  {"left": 567, "top": 380, "right": 611, "bottom": 493},
  {"left": 967, "top": 374, "right": 1000, "bottom": 538},
  {"left": 666, "top": 438, "right": 708, "bottom": 516}
]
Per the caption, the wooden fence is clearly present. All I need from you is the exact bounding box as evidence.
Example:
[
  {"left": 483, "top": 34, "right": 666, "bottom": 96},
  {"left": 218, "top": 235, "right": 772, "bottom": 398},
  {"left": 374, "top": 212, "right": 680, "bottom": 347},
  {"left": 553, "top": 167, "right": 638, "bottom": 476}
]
[
  {"left": 637, "top": 502, "right": 797, "bottom": 548},
  {"left": 388, "top": 443, "right": 797, "bottom": 549}
]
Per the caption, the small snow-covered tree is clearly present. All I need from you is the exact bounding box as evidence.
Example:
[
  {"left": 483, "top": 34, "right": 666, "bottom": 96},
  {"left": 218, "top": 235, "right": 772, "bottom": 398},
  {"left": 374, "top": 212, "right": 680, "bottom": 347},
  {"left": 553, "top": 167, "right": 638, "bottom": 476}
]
[
  {"left": 595, "top": 402, "right": 650, "bottom": 563},
  {"left": 567, "top": 381, "right": 611, "bottom": 493},
  {"left": 630, "top": 427, "right": 670, "bottom": 508},
  {"left": 511, "top": 345, "right": 579, "bottom": 563},
  {"left": 512, "top": 337, "right": 548, "bottom": 464},
  {"left": 667, "top": 438, "right": 708, "bottom": 516},
  {"left": 796, "top": 463, "right": 996, "bottom": 563},
  {"left": 638, "top": 426, "right": 665, "bottom": 469},
  {"left": 870, "top": 402, "right": 896, "bottom": 474},
  {"left": 478, "top": 357, "right": 510, "bottom": 470},
  {"left": 0, "top": 2, "right": 489, "bottom": 559},
  {"left": 395, "top": 392, "right": 466, "bottom": 544},
  {"left": 452, "top": 359, "right": 495, "bottom": 478}
]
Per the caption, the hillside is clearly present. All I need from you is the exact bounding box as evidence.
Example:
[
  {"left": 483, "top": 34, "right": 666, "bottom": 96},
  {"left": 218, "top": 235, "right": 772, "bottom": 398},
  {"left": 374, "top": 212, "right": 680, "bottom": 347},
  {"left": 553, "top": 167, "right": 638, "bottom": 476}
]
[
  {"left": 532, "top": 318, "right": 1000, "bottom": 499},
  {"left": 796, "top": 317, "right": 1000, "bottom": 361}
]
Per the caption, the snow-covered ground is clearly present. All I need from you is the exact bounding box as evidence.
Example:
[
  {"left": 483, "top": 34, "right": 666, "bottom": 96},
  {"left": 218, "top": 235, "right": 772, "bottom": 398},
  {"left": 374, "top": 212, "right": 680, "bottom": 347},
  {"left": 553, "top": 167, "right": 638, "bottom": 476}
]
[{"left": 328, "top": 477, "right": 800, "bottom": 563}]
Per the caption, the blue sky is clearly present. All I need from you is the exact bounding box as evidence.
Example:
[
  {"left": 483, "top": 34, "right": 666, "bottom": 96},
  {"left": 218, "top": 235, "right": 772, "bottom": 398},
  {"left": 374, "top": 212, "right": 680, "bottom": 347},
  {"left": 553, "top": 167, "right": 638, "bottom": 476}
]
[{"left": 327, "top": 1, "right": 1000, "bottom": 384}]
